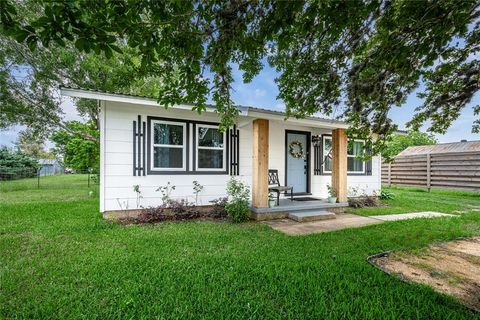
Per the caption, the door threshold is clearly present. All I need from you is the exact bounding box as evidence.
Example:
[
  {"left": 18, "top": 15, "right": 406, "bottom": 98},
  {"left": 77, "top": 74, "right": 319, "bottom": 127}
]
[{"left": 287, "top": 193, "right": 312, "bottom": 196}]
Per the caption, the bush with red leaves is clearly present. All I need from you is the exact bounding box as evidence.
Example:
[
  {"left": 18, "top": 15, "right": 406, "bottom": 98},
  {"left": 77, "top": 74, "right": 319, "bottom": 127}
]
[{"left": 127, "top": 197, "right": 229, "bottom": 224}]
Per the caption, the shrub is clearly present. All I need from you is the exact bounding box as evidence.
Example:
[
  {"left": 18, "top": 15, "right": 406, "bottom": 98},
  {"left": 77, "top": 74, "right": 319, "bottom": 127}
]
[
  {"left": 167, "top": 199, "right": 195, "bottom": 214},
  {"left": 327, "top": 184, "right": 337, "bottom": 197},
  {"left": 348, "top": 195, "right": 383, "bottom": 208},
  {"left": 225, "top": 200, "right": 250, "bottom": 223},
  {"left": 347, "top": 187, "right": 385, "bottom": 208},
  {"left": 133, "top": 185, "right": 143, "bottom": 208},
  {"left": 136, "top": 199, "right": 200, "bottom": 224},
  {"left": 136, "top": 206, "right": 166, "bottom": 224},
  {"left": 192, "top": 180, "right": 204, "bottom": 205},
  {"left": 379, "top": 190, "right": 394, "bottom": 200},
  {"left": 225, "top": 177, "right": 250, "bottom": 223},
  {"left": 209, "top": 197, "right": 228, "bottom": 219},
  {"left": 155, "top": 182, "right": 176, "bottom": 205}
]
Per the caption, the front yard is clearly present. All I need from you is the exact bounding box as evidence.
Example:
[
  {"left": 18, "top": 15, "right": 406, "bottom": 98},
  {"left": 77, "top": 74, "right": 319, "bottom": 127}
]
[
  {"left": 1, "top": 175, "right": 479, "bottom": 319},
  {"left": 347, "top": 186, "right": 480, "bottom": 216}
]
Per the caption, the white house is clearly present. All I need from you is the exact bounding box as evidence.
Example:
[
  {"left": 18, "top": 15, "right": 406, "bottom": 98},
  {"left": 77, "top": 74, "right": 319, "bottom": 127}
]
[{"left": 61, "top": 88, "right": 381, "bottom": 219}]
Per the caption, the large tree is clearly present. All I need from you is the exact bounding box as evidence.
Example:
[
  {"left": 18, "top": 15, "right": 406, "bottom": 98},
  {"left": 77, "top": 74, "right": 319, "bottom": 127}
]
[
  {"left": 14, "top": 130, "right": 54, "bottom": 160},
  {"left": 0, "top": 1, "right": 163, "bottom": 141},
  {"left": 1, "top": 0, "right": 479, "bottom": 153}
]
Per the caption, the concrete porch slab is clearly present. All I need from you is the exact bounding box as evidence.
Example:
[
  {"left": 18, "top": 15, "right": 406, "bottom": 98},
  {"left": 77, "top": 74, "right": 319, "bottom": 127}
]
[{"left": 250, "top": 200, "right": 348, "bottom": 214}]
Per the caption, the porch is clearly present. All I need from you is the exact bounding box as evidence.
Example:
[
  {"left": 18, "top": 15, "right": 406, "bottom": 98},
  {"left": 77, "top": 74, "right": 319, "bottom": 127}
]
[
  {"left": 250, "top": 197, "right": 349, "bottom": 221},
  {"left": 251, "top": 118, "right": 349, "bottom": 220}
]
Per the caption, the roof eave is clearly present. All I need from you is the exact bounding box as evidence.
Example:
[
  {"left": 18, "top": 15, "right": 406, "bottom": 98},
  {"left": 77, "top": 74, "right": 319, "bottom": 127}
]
[{"left": 60, "top": 87, "right": 347, "bottom": 128}]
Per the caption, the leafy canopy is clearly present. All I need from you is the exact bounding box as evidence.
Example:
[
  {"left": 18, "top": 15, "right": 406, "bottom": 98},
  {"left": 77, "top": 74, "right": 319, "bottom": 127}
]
[
  {"left": 382, "top": 131, "right": 437, "bottom": 160},
  {"left": 50, "top": 121, "right": 99, "bottom": 171},
  {"left": 1, "top": 0, "right": 479, "bottom": 153},
  {"left": 0, "top": 1, "right": 163, "bottom": 140},
  {"left": 14, "top": 131, "right": 55, "bottom": 160}
]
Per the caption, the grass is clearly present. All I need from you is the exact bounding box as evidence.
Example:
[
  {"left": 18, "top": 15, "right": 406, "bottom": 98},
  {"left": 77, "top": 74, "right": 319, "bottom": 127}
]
[
  {"left": 1, "top": 175, "right": 480, "bottom": 319},
  {"left": 347, "top": 186, "right": 480, "bottom": 216}
]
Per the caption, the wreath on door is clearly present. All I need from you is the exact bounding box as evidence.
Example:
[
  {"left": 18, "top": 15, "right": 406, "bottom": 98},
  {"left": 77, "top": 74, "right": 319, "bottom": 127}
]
[{"left": 289, "top": 140, "right": 305, "bottom": 159}]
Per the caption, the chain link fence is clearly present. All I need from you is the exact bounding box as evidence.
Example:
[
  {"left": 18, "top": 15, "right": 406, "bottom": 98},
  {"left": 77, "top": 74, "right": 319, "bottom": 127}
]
[{"left": 0, "top": 167, "right": 99, "bottom": 191}]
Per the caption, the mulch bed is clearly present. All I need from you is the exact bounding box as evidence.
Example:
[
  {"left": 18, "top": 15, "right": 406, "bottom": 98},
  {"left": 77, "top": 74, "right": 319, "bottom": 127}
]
[{"left": 118, "top": 202, "right": 229, "bottom": 225}]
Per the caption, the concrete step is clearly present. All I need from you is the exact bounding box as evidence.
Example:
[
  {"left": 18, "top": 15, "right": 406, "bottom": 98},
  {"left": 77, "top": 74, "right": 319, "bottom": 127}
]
[
  {"left": 288, "top": 210, "right": 336, "bottom": 222},
  {"left": 251, "top": 201, "right": 348, "bottom": 214}
]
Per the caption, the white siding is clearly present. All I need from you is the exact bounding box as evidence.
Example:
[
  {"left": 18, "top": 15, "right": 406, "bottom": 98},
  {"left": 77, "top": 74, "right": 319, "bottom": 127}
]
[
  {"left": 99, "top": 101, "right": 106, "bottom": 212},
  {"left": 101, "top": 101, "right": 381, "bottom": 211},
  {"left": 102, "top": 101, "right": 253, "bottom": 211}
]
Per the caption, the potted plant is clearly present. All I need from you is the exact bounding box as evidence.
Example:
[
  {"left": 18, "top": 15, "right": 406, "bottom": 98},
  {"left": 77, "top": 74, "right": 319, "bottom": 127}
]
[
  {"left": 327, "top": 184, "right": 337, "bottom": 203},
  {"left": 268, "top": 192, "right": 277, "bottom": 208}
]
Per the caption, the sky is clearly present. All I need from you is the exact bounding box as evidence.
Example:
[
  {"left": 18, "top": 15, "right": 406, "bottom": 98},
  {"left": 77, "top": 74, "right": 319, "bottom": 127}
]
[
  {"left": 1, "top": 63, "right": 479, "bottom": 147},
  {"left": 228, "top": 64, "right": 479, "bottom": 144}
]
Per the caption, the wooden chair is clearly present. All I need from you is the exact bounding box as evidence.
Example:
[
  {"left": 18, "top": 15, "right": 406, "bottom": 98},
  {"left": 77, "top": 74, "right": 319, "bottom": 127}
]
[{"left": 268, "top": 169, "right": 293, "bottom": 205}]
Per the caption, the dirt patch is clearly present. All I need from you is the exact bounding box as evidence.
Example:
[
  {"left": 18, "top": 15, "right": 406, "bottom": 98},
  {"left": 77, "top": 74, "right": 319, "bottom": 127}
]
[{"left": 370, "top": 237, "right": 480, "bottom": 312}]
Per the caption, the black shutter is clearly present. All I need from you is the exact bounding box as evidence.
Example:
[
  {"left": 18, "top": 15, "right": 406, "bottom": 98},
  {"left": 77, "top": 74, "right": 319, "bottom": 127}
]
[
  {"left": 132, "top": 119, "right": 137, "bottom": 176},
  {"left": 229, "top": 125, "right": 240, "bottom": 175},
  {"left": 133, "top": 115, "right": 146, "bottom": 176},
  {"left": 366, "top": 147, "right": 372, "bottom": 175},
  {"left": 314, "top": 141, "right": 322, "bottom": 175},
  {"left": 142, "top": 120, "right": 146, "bottom": 176}
]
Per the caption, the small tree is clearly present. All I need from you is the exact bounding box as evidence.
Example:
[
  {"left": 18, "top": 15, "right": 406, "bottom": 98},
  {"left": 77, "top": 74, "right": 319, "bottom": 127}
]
[
  {"left": 0, "top": 147, "right": 39, "bottom": 180},
  {"left": 192, "top": 180, "right": 204, "bottom": 205}
]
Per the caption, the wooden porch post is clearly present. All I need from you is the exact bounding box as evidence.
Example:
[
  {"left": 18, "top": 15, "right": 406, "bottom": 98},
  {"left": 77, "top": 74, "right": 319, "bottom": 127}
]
[
  {"left": 332, "top": 128, "right": 347, "bottom": 203},
  {"left": 252, "top": 119, "right": 269, "bottom": 208}
]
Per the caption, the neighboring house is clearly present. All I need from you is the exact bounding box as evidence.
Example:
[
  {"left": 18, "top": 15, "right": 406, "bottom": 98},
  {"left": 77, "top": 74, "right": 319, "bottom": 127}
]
[
  {"left": 61, "top": 88, "right": 382, "bottom": 217},
  {"left": 38, "top": 159, "right": 64, "bottom": 176},
  {"left": 382, "top": 140, "right": 480, "bottom": 191}
]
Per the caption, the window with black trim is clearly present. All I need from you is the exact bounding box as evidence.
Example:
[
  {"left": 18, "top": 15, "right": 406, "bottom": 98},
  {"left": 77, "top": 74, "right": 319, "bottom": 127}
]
[
  {"left": 322, "top": 136, "right": 365, "bottom": 174},
  {"left": 196, "top": 124, "right": 226, "bottom": 171},
  {"left": 347, "top": 140, "right": 365, "bottom": 173},
  {"left": 151, "top": 120, "right": 186, "bottom": 171}
]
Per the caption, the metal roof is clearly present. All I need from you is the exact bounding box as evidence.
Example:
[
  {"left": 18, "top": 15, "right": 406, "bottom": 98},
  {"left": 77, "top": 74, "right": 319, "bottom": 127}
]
[
  {"left": 398, "top": 140, "right": 480, "bottom": 156},
  {"left": 60, "top": 86, "right": 347, "bottom": 127},
  {"left": 38, "top": 159, "right": 60, "bottom": 165}
]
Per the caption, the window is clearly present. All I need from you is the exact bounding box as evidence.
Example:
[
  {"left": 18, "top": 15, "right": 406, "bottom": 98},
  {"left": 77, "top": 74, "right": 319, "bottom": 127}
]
[
  {"left": 322, "top": 136, "right": 365, "bottom": 174},
  {"left": 148, "top": 118, "right": 230, "bottom": 174},
  {"left": 151, "top": 120, "right": 186, "bottom": 171},
  {"left": 347, "top": 140, "right": 365, "bottom": 173},
  {"left": 323, "top": 136, "right": 333, "bottom": 173},
  {"left": 196, "top": 125, "right": 226, "bottom": 171}
]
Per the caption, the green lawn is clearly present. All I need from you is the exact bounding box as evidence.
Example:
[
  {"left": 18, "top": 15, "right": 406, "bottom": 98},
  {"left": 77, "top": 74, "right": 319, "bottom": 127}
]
[
  {"left": 347, "top": 186, "right": 480, "bottom": 216},
  {"left": 1, "top": 175, "right": 480, "bottom": 319}
]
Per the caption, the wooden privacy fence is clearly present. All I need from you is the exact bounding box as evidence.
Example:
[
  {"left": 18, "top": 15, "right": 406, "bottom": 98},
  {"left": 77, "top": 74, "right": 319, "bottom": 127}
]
[{"left": 381, "top": 151, "right": 480, "bottom": 191}]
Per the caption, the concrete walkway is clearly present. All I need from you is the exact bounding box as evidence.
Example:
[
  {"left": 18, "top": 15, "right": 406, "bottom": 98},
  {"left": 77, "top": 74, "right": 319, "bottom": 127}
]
[
  {"left": 372, "top": 211, "right": 456, "bottom": 221},
  {"left": 264, "top": 211, "right": 457, "bottom": 236}
]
